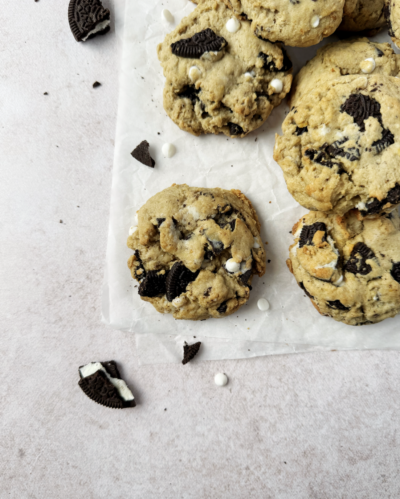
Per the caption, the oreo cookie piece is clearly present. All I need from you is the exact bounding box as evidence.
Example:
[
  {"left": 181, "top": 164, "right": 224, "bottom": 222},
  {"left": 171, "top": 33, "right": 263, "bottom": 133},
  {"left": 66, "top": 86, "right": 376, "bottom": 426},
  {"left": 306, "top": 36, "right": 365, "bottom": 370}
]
[
  {"left": 78, "top": 361, "right": 136, "bottom": 409},
  {"left": 131, "top": 140, "right": 155, "bottom": 168},
  {"left": 171, "top": 29, "right": 227, "bottom": 59},
  {"left": 166, "top": 262, "right": 200, "bottom": 301},
  {"left": 326, "top": 300, "right": 350, "bottom": 311},
  {"left": 139, "top": 270, "right": 167, "bottom": 297},
  {"left": 228, "top": 123, "right": 244, "bottom": 136},
  {"left": 344, "top": 242, "right": 375, "bottom": 275},
  {"left": 68, "top": 0, "right": 111, "bottom": 43},
  {"left": 299, "top": 222, "right": 327, "bottom": 248},
  {"left": 182, "top": 342, "right": 202, "bottom": 365},
  {"left": 340, "top": 93, "right": 382, "bottom": 132},
  {"left": 390, "top": 262, "right": 400, "bottom": 283}
]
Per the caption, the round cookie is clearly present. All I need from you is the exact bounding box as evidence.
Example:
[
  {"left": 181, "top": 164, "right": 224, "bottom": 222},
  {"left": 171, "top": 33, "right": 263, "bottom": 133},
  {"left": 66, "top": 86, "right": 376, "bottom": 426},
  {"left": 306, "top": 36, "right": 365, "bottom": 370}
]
[
  {"left": 127, "top": 184, "right": 266, "bottom": 321},
  {"left": 290, "top": 38, "right": 400, "bottom": 108},
  {"left": 287, "top": 209, "right": 400, "bottom": 326},
  {"left": 157, "top": 0, "right": 293, "bottom": 138},
  {"left": 384, "top": 0, "right": 400, "bottom": 48},
  {"left": 224, "top": 0, "right": 345, "bottom": 48},
  {"left": 340, "top": 0, "right": 386, "bottom": 33},
  {"left": 274, "top": 74, "right": 400, "bottom": 217}
]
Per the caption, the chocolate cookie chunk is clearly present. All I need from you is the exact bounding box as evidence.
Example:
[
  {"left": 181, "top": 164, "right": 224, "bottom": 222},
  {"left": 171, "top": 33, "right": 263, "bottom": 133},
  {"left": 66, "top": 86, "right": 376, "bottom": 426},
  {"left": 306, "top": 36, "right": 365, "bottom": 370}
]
[
  {"left": 127, "top": 184, "right": 266, "bottom": 321},
  {"left": 182, "top": 342, "right": 202, "bottom": 364},
  {"left": 171, "top": 29, "right": 227, "bottom": 58},
  {"left": 68, "top": 0, "right": 110, "bottom": 42},
  {"left": 131, "top": 140, "right": 155, "bottom": 168},
  {"left": 287, "top": 209, "right": 400, "bottom": 326}
]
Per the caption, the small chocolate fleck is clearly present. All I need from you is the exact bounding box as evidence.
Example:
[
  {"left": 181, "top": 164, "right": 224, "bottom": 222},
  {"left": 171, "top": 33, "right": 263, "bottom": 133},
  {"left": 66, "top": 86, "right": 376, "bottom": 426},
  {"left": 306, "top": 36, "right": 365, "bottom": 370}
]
[{"left": 93, "top": 81, "right": 101, "bottom": 88}]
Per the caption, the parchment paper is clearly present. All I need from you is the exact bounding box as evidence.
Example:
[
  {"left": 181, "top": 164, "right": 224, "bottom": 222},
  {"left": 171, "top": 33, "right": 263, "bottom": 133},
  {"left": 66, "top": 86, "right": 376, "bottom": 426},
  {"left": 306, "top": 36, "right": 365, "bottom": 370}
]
[{"left": 103, "top": 0, "right": 400, "bottom": 357}]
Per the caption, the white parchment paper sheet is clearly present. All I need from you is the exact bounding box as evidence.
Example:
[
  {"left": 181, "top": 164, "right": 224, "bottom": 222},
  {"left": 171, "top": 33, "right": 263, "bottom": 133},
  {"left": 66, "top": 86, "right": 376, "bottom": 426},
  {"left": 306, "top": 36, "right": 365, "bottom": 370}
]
[{"left": 103, "top": 0, "right": 400, "bottom": 356}]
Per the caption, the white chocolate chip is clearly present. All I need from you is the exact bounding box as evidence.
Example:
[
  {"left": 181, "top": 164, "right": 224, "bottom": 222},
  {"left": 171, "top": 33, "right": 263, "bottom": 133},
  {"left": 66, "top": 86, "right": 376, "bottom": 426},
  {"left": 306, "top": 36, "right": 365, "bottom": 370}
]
[
  {"left": 162, "top": 143, "right": 176, "bottom": 158},
  {"left": 361, "top": 58, "right": 376, "bottom": 74},
  {"left": 128, "top": 226, "right": 137, "bottom": 236},
  {"left": 189, "top": 66, "right": 201, "bottom": 82},
  {"left": 270, "top": 78, "right": 283, "bottom": 93},
  {"left": 311, "top": 15, "right": 320, "bottom": 28},
  {"left": 333, "top": 275, "right": 344, "bottom": 287},
  {"left": 214, "top": 373, "right": 228, "bottom": 386},
  {"left": 257, "top": 298, "right": 270, "bottom": 311},
  {"left": 226, "top": 17, "right": 240, "bottom": 33},
  {"left": 225, "top": 258, "right": 241, "bottom": 273},
  {"left": 162, "top": 9, "right": 174, "bottom": 23},
  {"left": 244, "top": 71, "right": 255, "bottom": 81}
]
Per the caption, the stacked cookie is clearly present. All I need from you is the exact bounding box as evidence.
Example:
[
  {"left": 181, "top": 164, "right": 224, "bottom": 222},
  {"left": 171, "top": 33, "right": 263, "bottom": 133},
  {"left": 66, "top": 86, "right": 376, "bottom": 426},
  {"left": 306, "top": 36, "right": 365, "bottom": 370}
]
[{"left": 274, "top": 39, "right": 400, "bottom": 325}]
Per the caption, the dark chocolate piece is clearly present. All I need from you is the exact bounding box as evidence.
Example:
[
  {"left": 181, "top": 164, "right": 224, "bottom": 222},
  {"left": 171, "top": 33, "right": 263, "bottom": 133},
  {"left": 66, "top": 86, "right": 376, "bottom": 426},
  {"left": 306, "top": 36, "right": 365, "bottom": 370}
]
[
  {"left": 240, "top": 269, "right": 252, "bottom": 286},
  {"left": 93, "top": 81, "right": 101, "bottom": 88},
  {"left": 138, "top": 270, "right": 167, "bottom": 297},
  {"left": 166, "top": 262, "right": 199, "bottom": 302},
  {"left": 344, "top": 242, "right": 375, "bottom": 275},
  {"left": 228, "top": 122, "right": 244, "bottom": 136},
  {"left": 182, "top": 342, "right": 201, "bottom": 365},
  {"left": 299, "top": 222, "right": 327, "bottom": 248},
  {"left": 131, "top": 140, "right": 155, "bottom": 168},
  {"left": 68, "top": 0, "right": 111, "bottom": 43},
  {"left": 391, "top": 262, "right": 400, "bottom": 283},
  {"left": 217, "top": 301, "right": 228, "bottom": 314},
  {"left": 171, "top": 29, "right": 227, "bottom": 58}
]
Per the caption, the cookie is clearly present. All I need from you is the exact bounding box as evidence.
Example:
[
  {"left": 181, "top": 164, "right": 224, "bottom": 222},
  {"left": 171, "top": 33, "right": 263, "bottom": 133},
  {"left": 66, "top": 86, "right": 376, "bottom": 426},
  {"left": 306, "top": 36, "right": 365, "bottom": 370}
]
[
  {"left": 182, "top": 341, "right": 202, "bottom": 364},
  {"left": 131, "top": 140, "right": 155, "bottom": 167},
  {"left": 274, "top": 74, "right": 400, "bottom": 217},
  {"left": 127, "top": 184, "right": 266, "bottom": 320},
  {"left": 68, "top": 0, "right": 110, "bottom": 42},
  {"left": 384, "top": 1, "right": 400, "bottom": 48},
  {"left": 287, "top": 209, "right": 400, "bottom": 326},
  {"left": 157, "top": 0, "right": 292, "bottom": 138},
  {"left": 290, "top": 39, "right": 400, "bottom": 108},
  {"left": 340, "top": 0, "right": 386, "bottom": 32},
  {"left": 78, "top": 361, "right": 136, "bottom": 408},
  {"left": 223, "top": 0, "right": 345, "bottom": 48}
]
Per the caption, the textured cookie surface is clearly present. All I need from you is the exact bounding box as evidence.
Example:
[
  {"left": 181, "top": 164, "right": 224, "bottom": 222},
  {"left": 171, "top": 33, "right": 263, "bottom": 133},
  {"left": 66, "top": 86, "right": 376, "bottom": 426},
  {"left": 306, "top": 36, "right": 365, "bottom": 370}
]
[
  {"left": 127, "top": 184, "right": 266, "bottom": 320},
  {"left": 385, "top": 0, "right": 400, "bottom": 48},
  {"left": 290, "top": 39, "right": 400, "bottom": 108},
  {"left": 340, "top": 0, "right": 386, "bottom": 32},
  {"left": 287, "top": 209, "right": 400, "bottom": 326},
  {"left": 274, "top": 74, "right": 400, "bottom": 216},
  {"left": 224, "top": 0, "right": 344, "bottom": 47},
  {"left": 157, "top": 0, "right": 292, "bottom": 138}
]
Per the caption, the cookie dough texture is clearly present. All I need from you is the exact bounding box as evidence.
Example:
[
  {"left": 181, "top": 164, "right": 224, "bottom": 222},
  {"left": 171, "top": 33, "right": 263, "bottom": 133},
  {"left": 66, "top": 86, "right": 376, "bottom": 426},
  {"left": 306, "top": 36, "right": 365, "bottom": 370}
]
[
  {"left": 290, "top": 39, "right": 400, "bottom": 108},
  {"left": 127, "top": 184, "right": 266, "bottom": 321},
  {"left": 287, "top": 209, "right": 400, "bottom": 326},
  {"left": 385, "top": 0, "right": 400, "bottom": 48},
  {"left": 157, "top": 0, "right": 292, "bottom": 138},
  {"left": 224, "top": 0, "right": 344, "bottom": 47},
  {"left": 274, "top": 74, "right": 400, "bottom": 217},
  {"left": 340, "top": 0, "right": 386, "bottom": 32}
]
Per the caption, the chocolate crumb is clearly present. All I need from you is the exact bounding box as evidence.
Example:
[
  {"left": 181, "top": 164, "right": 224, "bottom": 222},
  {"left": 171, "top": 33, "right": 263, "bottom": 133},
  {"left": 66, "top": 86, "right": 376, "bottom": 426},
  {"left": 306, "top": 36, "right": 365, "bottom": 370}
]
[
  {"left": 131, "top": 140, "right": 155, "bottom": 168},
  {"left": 93, "top": 81, "right": 101, "bottom": 88},
  {"left": 182, "top": 341, "right": 201, "bottom": 365}
]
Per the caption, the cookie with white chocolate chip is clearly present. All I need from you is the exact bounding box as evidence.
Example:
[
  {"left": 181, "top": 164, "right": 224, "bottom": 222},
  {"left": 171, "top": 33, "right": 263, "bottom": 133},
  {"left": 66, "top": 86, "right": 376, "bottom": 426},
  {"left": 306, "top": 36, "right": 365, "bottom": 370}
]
[
  {"left": 223, "top": 0, "right": 344, "bottom": 48},
  {"left": 287, "top": 209, "right": 400, "bottom": 326},
  {"left": 127, "top": 184, "right": 266, "bottom": 320},
  {"left": 290, "top": 38, "right": 400, "bottom": 108},
  {"left": 274, "top": 74, "right": 400, "bottom": 216},
  {"left": 157, "top": 0, "right": 292, "bottom": 138}
]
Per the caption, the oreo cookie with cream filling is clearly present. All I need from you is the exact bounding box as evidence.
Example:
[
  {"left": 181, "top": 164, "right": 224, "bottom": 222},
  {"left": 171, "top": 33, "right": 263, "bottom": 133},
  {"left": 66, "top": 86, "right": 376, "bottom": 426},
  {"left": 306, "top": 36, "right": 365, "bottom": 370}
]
[
  {"left": 68, "top": 0, "right": 110, "bottom": 42},
  {"left": 78, "top": 361, "right": 136, "bottom": 408}
]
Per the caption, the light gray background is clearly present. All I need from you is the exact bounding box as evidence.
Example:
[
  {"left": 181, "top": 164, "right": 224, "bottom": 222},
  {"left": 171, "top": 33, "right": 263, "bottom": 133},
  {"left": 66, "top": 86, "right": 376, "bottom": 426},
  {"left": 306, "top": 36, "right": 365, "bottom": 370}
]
[{"left": 2, "top": 1, "right": 400, "bottom": 498}]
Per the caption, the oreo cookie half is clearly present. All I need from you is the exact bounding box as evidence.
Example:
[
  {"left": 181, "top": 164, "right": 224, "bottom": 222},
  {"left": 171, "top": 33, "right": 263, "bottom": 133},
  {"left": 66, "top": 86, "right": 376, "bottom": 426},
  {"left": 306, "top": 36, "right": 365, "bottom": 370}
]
[
  {"left": 78, "top": 361, "right": 136, "bottom": 409},
  {"left": 171, "top": 29, "right": 227, "bottom": 59},
  {"left": 68, "top": 0, "right": 111, "bottom": 43}
]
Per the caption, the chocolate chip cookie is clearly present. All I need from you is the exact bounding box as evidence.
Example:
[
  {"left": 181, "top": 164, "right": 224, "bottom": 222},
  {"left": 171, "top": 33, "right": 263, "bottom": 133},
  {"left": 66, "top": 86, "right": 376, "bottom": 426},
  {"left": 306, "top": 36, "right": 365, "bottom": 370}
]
[
  {"left": 287, "top": 209, "right": 400, "bottom": 326},
  {"left": 290, "top": 38, "right": 400, "bottom": 108},
  {"left": 340, "top": 0, "right": 386, "bottom": 33},
  {"left": 274, "top": 74, "right": 400, "bottom": 216},
  {"left": 157, "top": 0, "right": 292, "bottom": 138},
  {"left": 384, "top": 0, "right": 400, "bottom": 48},
  {"left": 127, "top": 184, "right": 266, "bottom": 320},
  {"left": 224, "top": 0, "right": 345, "bottom": 47}
]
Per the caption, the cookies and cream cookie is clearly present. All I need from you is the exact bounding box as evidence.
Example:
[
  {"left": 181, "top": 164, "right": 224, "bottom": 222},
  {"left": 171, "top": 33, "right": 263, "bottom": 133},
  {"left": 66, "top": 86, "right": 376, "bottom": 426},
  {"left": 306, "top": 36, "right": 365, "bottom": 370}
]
[
  {"left": 157, "top": 0, "right": 292, "bottom": 138},
  {"left": 287, "top": 209, "right": 400, "bottom": 326},
  {"left": 290, "top": 39, "right": 400, "bottom": 108},
  {"left": 274, "top": 74, "right": 400, "bottom": 217},
  {"left": 224, "top": 0, "right": 345, "bottom": 48},
  {"left": 127, "top": 184, "right": 266, "bottom": 321}
]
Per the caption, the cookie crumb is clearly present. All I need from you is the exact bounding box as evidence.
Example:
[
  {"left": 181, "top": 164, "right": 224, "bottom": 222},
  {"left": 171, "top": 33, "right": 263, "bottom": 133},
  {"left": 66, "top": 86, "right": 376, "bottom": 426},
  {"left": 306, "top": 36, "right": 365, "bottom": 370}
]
[
  {"left": 93, "top": 81, "right": 101, "bottom": 88},
  {"left": 182, "top": 341, "right": 201, "bottom": 365},
  {"left": 131, "top": 140, "right": 155, "bottom": 168}
]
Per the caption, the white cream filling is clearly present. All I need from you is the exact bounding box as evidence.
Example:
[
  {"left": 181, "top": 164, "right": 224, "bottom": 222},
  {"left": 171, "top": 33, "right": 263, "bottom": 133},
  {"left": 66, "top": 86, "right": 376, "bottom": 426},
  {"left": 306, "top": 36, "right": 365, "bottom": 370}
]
[
  {"left": 79, "top": 362, "right": 134, "bottom": 402},
  {"left": 332, "top": 275, "right": 344, "bottom": 287},
  {"left": 253, "top": 237, "right": 261, "bottom": 249},
  {"left": 82, "top": 19, "right": 110, "bottom": 42},
  {"left": 356, "top": 201, "right": 367, "bottom": 210}
]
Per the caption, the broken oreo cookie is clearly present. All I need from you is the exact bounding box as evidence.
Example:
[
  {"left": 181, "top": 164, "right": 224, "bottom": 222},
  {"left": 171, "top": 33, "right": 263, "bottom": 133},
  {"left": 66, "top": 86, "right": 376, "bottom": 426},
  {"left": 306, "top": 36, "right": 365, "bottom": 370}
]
[
  {"left": 131, "top": 140, "right": 155, "bottom": 168},
  {"left": 171, "top": 29, "right": 227, "bottom": 59},
  {"left": 78, "top": 361, "right": 135, "bottom": 409},
  {"left": 139, "top": 270, "right": 167, "bottom": 297},
  {"left": 299, "top": 222, "right": 327, "bottom": 248},
  {"left": 166, "top": 262, "right": 199, "bottom": 302},
  {"left": 182, "top": 342, "right": 201, "bottom": 365},
  {"left": 344, "top": 242, "right": 375, "bottom": 275},
  {"left": 68, "top": 0, "right": 111, "bottom": 42}
]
